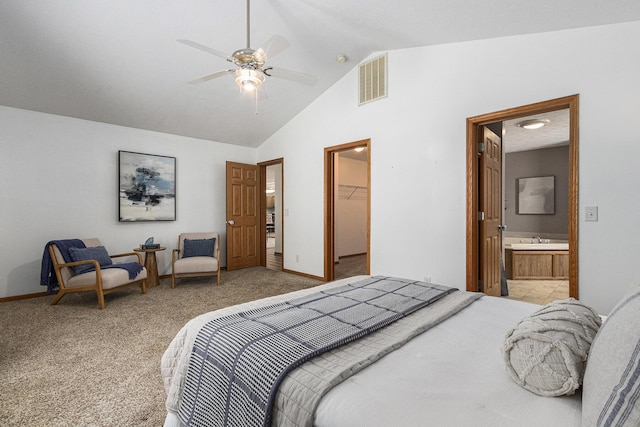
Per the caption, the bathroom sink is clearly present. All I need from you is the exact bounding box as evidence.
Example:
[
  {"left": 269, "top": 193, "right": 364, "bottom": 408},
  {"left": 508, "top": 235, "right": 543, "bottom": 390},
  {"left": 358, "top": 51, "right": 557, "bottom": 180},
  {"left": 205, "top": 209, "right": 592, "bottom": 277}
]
[{"left": 510, "top": 243, "right": 569, "bottom": 250}]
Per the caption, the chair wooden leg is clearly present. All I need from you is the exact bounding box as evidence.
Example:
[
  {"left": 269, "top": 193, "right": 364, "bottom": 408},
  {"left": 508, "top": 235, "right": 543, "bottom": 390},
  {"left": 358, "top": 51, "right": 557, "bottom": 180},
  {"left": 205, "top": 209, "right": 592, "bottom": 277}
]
[
  {"left": 140, "top": 279, "right": 147, "bottom": 294},
  {"left": 96, "top": 289, "right": 105, "bottom": 310},
  {"left": 51, "top": 290, "right": 65, "bottom": 305},
  {"left": 217, "top": 269, "right": 221, "bottom": 286},
  {"left": 171, "top": 273, "right": 176, "bottom": 289}
]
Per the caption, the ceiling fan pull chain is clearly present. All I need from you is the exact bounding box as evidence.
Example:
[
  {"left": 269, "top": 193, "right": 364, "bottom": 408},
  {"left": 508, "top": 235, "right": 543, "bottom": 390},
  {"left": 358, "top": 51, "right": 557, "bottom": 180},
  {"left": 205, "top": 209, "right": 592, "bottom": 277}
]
[{"left": 255, "top": 89, "right": 259, "bottom": 115}]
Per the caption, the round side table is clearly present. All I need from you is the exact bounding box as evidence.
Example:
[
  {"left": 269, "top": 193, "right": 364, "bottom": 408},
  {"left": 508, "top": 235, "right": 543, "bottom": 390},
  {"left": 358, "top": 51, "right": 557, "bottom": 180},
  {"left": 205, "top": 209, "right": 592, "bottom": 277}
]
[{"left": 134, "top": 247, "right": 166, "bottom": 288}]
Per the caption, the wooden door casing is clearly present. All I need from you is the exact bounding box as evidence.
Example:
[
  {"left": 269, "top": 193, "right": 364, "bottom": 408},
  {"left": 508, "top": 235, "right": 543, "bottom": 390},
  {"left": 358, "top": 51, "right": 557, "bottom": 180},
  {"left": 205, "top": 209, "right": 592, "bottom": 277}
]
[
  {"left": 466, "top": 94, "right": 579, "bottom": 299},
  {"left": 226, "top": 161, "right": 260, "bottom": 270}
]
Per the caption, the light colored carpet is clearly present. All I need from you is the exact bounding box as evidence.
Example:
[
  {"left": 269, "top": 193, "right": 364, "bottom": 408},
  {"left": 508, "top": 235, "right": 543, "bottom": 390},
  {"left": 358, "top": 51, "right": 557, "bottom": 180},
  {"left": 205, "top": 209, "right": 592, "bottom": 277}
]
[{"left": 0, "top": 267, "right": 323, "bottom": 426}]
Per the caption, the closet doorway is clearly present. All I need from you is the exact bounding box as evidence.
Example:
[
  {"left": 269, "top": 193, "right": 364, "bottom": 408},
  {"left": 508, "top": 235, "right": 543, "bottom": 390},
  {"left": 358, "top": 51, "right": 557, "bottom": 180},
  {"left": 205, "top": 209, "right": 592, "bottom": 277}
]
[{"left": 324, "top": 139, "right": 371, "bottom": 281}]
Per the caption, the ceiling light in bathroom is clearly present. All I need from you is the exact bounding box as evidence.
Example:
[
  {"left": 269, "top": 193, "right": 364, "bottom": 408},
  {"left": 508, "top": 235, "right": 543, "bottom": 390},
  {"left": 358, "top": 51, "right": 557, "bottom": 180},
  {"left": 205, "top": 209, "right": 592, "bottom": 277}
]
[{"left": 516, "top": 119, "right": 550, "bottom": 130}]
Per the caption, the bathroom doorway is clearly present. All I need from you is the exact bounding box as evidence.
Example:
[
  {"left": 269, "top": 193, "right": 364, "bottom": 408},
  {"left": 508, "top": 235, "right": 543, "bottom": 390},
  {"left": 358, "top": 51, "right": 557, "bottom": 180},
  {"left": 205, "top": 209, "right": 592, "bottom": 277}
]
[
  {"left": 466, "top": 95, "right": 579, "bottom": 300},
  {"left": 499, "top": 109, "right": 571, "bottom": 304}
]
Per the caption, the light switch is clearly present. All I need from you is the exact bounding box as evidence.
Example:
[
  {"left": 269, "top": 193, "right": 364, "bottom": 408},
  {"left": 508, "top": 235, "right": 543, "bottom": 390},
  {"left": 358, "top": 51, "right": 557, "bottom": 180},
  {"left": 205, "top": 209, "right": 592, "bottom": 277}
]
[{"left": 585, "top": 206, "right": 598, "bottom": 222}]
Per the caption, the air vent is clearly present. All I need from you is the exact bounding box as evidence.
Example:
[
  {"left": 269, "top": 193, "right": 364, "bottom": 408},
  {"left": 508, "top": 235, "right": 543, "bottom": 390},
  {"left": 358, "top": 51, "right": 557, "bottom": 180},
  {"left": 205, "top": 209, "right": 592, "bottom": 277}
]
[{"left": 359, "top": 53, "right": 387, "bottom": 105}]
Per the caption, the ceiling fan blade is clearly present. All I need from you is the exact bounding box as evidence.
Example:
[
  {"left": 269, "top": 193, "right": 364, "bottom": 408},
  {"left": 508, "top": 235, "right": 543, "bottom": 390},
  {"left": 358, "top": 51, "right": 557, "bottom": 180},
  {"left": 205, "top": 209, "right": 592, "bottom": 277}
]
[
  {"left": 267, "top": 67, "right": 318, "bottom": 86},
  {"left": 254, "top": 34, "right": 290, "bottom": 63},
  {"left": 177, "top": 39, "right": 229, "bottom": 61},
  {"left": 187, "top": 70, "right": 233, "bottom": 85}
]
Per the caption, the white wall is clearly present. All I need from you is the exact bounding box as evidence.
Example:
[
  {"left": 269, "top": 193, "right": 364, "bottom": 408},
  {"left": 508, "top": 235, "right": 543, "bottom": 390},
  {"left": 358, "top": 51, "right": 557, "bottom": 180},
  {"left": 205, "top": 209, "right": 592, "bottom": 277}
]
[
  {"left": 257, "top": 21, "right": 640, "bottom": 314},
  {"left": 0, "top": 106, "right": 255, "bottom": 298}
]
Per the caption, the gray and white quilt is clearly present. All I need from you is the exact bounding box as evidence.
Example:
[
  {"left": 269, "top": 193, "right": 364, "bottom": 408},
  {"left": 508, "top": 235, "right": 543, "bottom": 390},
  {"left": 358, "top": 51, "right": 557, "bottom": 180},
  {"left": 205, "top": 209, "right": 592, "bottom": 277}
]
[{"left": 176, "top": 276, "right": 458, "bottom": 427}]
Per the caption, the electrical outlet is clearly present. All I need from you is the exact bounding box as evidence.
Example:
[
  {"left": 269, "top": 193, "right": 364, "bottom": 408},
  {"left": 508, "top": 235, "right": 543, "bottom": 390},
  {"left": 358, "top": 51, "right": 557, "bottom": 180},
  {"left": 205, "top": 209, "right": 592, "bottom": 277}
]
[
  {"left": 585, "top": 206, "right": 598, "bottom": 222},
  {"left": 424, "top": 276, "right": 431, "bottom": 283},
  {"left": 296, "top": 254, "right": 299, "bottom": 262}
]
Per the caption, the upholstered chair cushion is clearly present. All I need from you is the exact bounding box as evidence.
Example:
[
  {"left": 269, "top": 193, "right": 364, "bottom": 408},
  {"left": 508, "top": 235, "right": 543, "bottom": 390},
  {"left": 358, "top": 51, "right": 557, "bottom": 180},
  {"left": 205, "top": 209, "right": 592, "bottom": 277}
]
[
  {"left": 173, "top": 256, "right": 219, "bottom": 275},
  {"left": 67, "top": 267, "right": 147, "bottom": 290}
]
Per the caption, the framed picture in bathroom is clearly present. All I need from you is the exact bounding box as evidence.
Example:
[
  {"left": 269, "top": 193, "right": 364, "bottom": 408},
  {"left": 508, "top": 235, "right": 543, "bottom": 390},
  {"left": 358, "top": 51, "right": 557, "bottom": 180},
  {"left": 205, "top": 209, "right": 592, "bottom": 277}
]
[{"left": 517, "top": 175, "right": 555, "bottom": 215}]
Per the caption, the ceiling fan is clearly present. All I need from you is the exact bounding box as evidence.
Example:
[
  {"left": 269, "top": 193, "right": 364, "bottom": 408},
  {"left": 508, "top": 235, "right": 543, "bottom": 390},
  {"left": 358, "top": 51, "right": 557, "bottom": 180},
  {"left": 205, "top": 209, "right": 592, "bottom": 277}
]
[{"left": 178, "top": 0, "right": 317, "bottom": 93}]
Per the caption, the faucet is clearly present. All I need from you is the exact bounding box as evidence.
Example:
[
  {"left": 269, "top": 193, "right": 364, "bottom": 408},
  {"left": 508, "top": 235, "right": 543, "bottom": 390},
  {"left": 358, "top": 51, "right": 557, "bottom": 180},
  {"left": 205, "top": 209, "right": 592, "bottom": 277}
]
[{"left": 533, "top": 235, "right": 542, "bottom": 243}]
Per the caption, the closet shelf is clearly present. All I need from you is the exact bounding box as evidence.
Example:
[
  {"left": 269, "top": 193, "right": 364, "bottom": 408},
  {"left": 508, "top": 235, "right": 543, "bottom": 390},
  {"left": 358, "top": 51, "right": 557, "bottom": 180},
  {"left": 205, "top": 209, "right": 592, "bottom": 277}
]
[{"left": 338, "top": 184, "right": 367, "bottom": 200}]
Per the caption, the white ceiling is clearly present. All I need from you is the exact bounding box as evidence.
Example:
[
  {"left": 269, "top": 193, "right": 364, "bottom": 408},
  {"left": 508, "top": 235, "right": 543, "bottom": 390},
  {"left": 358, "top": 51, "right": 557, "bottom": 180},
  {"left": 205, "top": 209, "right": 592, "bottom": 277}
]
[{"left": 2, "top": 1, "right": 639, "bottom": 148}]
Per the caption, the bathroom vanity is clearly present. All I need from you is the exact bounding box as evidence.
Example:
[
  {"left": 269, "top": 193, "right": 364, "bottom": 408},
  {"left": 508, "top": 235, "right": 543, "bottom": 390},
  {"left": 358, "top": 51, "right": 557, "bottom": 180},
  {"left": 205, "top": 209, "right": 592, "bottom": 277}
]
[{"left": 505, "top": 242, "right": 569, "bottom": 280}]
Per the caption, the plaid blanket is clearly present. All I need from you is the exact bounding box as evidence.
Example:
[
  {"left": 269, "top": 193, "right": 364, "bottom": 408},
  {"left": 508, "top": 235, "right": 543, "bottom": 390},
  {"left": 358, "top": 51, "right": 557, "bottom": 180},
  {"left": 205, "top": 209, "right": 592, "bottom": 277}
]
[{"left": 177, "top": 276, "right": 456, "bottom": 427}]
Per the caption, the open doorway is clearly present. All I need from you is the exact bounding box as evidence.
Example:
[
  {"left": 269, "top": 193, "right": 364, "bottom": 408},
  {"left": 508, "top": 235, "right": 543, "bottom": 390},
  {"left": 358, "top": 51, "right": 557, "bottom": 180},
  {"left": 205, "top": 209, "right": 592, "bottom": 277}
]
[
  {"left": 260, "top": 159, "right": 283, "bottom": 271},
  {"left": 500, "top": 110, "right": 571, "bottom": 304},
  {"left": 324, "top": 139, "right": 371, "bottom": 281},
  {"left": 466, "top": 95, "right": 579, "bottom": 300}
]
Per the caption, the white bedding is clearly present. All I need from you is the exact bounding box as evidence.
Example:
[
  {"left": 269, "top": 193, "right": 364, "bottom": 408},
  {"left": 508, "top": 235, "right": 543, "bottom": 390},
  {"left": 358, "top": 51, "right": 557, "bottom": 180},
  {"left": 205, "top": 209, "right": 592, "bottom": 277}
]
[
  {"left": 163, "top": 277, "right": 581, "bottom": 427},
  {"left": 314, "top": 295, "right": 581, "bottom": 427}
]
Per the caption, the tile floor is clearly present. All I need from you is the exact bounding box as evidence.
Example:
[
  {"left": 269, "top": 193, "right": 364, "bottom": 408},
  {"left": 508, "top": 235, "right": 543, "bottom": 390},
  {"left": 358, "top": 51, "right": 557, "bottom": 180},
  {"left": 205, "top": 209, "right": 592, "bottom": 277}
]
[{"left": 505, "top": 279, "right": 570, "bottom": 305}]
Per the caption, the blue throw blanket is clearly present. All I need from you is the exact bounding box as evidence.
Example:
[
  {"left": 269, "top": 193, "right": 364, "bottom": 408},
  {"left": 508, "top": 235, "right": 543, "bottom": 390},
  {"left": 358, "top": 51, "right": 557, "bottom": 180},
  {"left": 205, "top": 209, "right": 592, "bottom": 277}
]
[
  {"left": 41, "top": 239, "right": 85, "bottom": 293},
  {"left": 41, "top": 240, "right": 143, "bottom": 294},
  {"left": 177, "top": 276, "right": 456, "bottom": 427}
]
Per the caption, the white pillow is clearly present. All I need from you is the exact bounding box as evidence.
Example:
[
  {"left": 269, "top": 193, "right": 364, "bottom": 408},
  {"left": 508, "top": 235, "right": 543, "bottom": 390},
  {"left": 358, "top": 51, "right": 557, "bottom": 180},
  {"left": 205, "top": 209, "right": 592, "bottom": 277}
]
[
  {"left": 502, "top": 298, "right": 601, "bottom": 397},
  {"left": 582, "top": 286, "right": 640, "bottom": 426}
]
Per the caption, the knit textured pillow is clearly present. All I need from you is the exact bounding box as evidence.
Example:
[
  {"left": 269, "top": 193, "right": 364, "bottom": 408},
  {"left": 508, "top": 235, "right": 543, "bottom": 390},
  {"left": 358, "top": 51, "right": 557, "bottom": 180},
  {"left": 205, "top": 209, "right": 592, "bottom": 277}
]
[{"left": 502, "top": 298, "right": 601, "bottom": 397}]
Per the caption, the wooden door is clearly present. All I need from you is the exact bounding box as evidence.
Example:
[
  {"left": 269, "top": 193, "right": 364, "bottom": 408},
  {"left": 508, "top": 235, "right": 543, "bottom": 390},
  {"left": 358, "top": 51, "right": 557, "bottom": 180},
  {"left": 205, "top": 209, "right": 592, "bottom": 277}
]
[
  {"left": 479, "top": 127, "right": 502, "bottom": 296},
  {"left": 226, "top": 161, "right": 260, "bottom": 270}
]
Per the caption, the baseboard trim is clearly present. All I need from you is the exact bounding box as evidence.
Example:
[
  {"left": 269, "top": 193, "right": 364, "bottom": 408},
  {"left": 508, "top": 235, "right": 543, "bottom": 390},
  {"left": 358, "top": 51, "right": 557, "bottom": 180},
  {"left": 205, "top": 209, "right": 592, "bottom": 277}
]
[
  {"left": 339, "top": 252, "right": 367, "bottom": 259},
  {"left": 334, "top": 252, "right": 367, "bottom": 264},
  {"left": 1, "top": 291, "right": 48, "bottom": 303},
  {"left": 282, "top": 268, "right": 325, "bottom": 282}
]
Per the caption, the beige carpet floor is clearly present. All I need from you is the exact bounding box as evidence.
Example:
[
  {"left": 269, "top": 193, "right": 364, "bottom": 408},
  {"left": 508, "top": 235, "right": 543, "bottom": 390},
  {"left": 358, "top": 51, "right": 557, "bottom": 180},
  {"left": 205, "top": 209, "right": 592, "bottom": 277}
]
[{"left": 0, "top": 267, "right": 323, "bottom": 426}]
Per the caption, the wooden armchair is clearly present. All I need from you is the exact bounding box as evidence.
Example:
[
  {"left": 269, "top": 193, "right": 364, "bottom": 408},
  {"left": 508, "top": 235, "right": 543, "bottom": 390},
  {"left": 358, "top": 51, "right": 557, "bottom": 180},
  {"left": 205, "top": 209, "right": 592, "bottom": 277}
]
[
  {"left": 48, "top": 238, "right": 147, "bottom": 309},
  {"left": 171, "top": 232, "right": 221, "bottom": 288}
]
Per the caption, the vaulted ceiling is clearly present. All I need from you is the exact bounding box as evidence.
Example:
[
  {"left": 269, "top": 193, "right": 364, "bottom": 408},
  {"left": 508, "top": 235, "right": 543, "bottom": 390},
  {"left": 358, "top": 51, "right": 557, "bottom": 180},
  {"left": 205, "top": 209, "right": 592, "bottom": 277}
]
[{"left": 2, "top": 1, "right": 639, "bottom": 147}]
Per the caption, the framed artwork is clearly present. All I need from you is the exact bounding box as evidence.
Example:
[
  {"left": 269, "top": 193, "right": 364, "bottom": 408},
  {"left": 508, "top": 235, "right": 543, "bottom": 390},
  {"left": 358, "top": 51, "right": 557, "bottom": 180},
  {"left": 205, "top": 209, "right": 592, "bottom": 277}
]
[
  {"left": 118, "top": 150, "right": 176, "bottom": 222},
  {"left": 517, "top": 175, "right": 555, "bottom": 215}
]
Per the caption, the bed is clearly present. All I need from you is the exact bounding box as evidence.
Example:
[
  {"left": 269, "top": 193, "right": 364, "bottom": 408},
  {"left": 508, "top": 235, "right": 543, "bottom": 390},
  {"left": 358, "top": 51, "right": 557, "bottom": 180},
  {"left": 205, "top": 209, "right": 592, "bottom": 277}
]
[{"left": 161, "top": 275, "right": 640, "bottom": 426}]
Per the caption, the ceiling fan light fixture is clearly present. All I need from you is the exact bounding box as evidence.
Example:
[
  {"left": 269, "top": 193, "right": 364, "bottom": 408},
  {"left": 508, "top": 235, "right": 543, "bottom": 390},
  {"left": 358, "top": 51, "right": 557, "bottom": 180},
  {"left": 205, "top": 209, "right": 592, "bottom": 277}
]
[
  {"left": 235, "top": 68, "right": 265, "bottom": 91},
  {"left": 516, "top": 118, "right": 550, "bottom": 130}
]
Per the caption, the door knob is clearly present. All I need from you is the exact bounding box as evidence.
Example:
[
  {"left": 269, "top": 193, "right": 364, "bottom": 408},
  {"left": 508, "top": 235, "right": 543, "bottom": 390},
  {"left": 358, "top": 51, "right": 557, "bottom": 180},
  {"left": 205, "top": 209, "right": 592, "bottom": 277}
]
[{"left": 226, "top": 220, "right": 235, "bottom": 225}]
